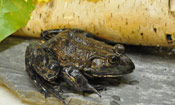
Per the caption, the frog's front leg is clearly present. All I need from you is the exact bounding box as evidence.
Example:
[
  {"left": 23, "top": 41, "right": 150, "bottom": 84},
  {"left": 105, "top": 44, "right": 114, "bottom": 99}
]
[
  {"left": 61, "top": 66, "right": 101, "bottom": 97},
  {"left": 25, "top": 43, "right": 65, "bottom": 103}
]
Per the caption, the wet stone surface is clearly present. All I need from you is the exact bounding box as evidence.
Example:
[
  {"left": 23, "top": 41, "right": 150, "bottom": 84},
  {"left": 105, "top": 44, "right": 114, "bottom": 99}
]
[
  {"left": 0, "top": 37, "right": 175, "bottom": 105},
  {"left": 110, "top": 100, "right": 120, "bottom": 105},
  {"left": 128, "top": 80, "right": 139, "bottom": 85}
]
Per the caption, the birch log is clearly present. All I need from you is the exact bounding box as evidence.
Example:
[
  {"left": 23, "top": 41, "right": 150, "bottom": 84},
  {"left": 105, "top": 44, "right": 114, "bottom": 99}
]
[{"left": 14, "top": 0, "right": 175, "bottom": 47}]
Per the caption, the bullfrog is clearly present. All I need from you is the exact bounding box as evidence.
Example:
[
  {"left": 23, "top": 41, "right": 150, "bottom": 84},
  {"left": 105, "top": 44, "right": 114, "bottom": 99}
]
[{"left": 25, "top": 29, "right": 135, "bottom": 103}]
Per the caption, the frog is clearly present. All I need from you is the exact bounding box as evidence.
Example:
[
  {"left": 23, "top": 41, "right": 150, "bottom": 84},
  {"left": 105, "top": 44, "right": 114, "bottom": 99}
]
[{"left": 25, "top": 29, "right": 135, "bottom": 104}]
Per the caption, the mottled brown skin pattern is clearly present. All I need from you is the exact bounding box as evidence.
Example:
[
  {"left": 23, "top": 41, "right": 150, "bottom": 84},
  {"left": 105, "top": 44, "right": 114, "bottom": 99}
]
[{"left": 25, "top": 29, "right": 135, "bottom": 104}]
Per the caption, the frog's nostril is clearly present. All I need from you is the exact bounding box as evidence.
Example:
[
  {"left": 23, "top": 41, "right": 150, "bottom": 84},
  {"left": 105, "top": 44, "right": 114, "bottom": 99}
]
[{"left": 126, "top": 61, "right": 129, "bottom": 64}]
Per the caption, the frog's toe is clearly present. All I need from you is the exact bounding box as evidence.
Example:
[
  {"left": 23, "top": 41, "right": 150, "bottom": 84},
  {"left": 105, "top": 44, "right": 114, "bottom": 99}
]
[
  {"left": 51, "top": 86, "right": 65, "bottom": 99},
  {"left": 86, "top": 84, "right": 102, "bottom": 97},
  {"left": 41, "top": 83, "right": 66, "bottom": 103},
  {"left": 40, "top": 87, "right": 50, "bottom": 98},
  {"left": 38, "top": 78, "right": 66, "bottom": 104}
]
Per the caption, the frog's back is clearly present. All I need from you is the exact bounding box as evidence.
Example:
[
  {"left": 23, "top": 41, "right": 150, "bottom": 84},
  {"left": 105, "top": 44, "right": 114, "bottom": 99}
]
[{"left": 42, "top": 30, "right": 115, "bottom": 68}]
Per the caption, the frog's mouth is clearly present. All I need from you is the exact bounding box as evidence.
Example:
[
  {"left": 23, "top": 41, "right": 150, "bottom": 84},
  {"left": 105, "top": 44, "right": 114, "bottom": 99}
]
[
  {"left": 90, "top": 73, "right": 124, "bottom": 78},
  {"left": 84, "top": 71, "right": 125, "bottom": 78},
  {"left": 84, "top": 68, "right": 131, "bottom": 78},
  {"left": 84, "top": 63, "right": 135, "bottom": 78}
]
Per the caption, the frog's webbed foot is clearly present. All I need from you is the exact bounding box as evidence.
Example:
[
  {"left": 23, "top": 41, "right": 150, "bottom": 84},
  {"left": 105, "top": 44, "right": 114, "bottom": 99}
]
[
  {"left": 34, "top": 72, "right": 62, "bottom": 97},
  {"left": 33, "top": 70, "right": 66, "bottom": 104},
  {"left": 25, "top": 44, "right": 66, "bottom": 104},
  {"left": 61, "top": 66, "right": 101, "bottom": 97}
]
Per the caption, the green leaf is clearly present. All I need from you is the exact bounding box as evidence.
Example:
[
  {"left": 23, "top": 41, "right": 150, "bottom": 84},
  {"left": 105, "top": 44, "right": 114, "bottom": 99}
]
[{"left": 0, "top": 0, "right": 34, "bottom": 42}]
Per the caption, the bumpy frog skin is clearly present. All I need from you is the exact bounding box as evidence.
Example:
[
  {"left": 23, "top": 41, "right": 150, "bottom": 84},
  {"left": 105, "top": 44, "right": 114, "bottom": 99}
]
[{"left": 25, "top": 29, "right": 135, "bottom": 104}]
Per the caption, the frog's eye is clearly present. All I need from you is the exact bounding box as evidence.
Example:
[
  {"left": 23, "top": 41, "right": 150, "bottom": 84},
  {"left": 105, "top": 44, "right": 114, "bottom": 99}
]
[
  {"left": 113, "top": 44, "right": 125, "bottom": 54},
  {"left": 108, "top": 55, "right": 120, "bottom": 64}
]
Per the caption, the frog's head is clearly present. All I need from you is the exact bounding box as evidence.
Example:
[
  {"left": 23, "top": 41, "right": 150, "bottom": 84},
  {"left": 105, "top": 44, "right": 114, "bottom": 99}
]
[{"left": 84, "top": 44, "right": 135, "bottom": 77}]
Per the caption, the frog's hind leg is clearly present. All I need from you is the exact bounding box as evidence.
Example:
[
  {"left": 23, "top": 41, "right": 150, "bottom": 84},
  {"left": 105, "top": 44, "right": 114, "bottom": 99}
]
[
  {"left": 41, "top": 29, "right": 68, "bottom": 41},
  {"left": 41, "top": 28, "right": 96, "bottom": 41},
  {"left": 25, "top": 43, "right": 65, "bottom": 103}
]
